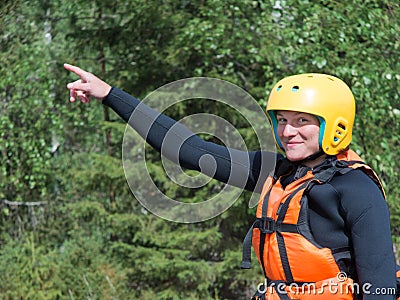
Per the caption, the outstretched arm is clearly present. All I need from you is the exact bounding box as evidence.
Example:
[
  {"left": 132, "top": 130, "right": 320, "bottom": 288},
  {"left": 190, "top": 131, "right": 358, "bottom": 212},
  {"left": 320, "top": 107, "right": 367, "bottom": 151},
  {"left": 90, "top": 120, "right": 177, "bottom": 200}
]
[{"left": 64, "top": 64, "right": 277, "bottom": 192}]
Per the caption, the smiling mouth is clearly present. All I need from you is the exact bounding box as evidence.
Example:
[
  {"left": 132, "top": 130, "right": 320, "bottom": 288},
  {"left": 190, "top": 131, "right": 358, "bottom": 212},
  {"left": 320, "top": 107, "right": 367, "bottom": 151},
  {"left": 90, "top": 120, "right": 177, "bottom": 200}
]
[{"left": 285, "top": 141, "right": 303, "bottom": 147}]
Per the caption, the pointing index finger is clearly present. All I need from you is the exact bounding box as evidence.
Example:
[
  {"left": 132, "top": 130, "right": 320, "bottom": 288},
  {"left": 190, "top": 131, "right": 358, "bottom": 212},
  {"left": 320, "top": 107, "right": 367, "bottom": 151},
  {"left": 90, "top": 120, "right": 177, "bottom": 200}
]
[{"left": 64, "top": 63, "right": 89, "bottom": 81}]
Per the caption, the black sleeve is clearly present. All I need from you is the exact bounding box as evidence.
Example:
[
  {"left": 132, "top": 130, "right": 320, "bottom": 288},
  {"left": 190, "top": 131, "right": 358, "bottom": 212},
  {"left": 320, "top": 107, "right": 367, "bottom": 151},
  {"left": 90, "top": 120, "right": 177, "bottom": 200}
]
[
  {"left": 336, "top": 170, "right": 397, "bottom": 299},
  {"left": 103, "top": 87, "right": 279, "bottom": 193}
]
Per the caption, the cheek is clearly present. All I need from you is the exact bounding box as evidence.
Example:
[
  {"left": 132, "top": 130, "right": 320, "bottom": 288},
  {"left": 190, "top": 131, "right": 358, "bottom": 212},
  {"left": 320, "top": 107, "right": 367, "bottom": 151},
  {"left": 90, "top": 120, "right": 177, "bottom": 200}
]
[
  {"left": 308, "top": 127, "right": 321, "bottom": 145},
  {"left": 276, "top": 126, "right": 283, "bottom": 137},
  {"left": 299, "top": 125, "right": 319, "bottom": 139}
]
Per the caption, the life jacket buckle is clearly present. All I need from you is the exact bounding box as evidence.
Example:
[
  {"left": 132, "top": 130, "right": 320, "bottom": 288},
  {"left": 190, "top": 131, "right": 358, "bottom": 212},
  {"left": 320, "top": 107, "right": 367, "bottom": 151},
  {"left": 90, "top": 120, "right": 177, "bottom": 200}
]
[{"left": 260, "top": 217, "right": 275, "bottom": 234}]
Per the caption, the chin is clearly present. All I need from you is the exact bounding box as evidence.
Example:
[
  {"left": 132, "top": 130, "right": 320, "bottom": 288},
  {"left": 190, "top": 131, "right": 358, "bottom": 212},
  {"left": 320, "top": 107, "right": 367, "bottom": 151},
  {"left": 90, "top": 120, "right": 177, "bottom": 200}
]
[
  {"left": 285, "top": 152, "right": 310, "bottom": 162},
  {"left": 287, "top": 157, "right": 305, "bottom": 162}
]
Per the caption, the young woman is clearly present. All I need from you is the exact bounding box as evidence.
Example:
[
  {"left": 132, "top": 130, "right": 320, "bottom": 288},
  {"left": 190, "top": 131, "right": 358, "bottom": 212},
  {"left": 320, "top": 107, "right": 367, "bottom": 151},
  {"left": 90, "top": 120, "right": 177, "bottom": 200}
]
[{"left": 64, "top": 64, "right": 399, "bottom": 299}]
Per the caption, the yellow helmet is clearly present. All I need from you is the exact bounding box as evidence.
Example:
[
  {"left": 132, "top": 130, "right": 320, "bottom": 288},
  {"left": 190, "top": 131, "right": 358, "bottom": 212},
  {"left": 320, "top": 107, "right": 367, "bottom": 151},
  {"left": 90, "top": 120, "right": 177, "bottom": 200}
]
[{"left": 266, "top": 73, "right": 355, "bottom": 155}]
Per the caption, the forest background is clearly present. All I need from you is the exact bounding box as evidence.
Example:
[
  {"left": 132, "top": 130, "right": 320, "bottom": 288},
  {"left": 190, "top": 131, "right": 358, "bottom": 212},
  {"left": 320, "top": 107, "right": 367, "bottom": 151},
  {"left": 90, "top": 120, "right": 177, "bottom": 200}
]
[{"left": 0, "top": 0, "right": 399, "bottom": 299}]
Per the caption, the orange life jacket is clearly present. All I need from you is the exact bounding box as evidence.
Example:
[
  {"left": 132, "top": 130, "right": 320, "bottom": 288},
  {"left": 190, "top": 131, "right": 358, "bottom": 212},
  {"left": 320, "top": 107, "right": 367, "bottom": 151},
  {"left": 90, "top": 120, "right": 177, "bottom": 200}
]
[{"left": 242, "top": 150, "right": 392, "bottom": 299}]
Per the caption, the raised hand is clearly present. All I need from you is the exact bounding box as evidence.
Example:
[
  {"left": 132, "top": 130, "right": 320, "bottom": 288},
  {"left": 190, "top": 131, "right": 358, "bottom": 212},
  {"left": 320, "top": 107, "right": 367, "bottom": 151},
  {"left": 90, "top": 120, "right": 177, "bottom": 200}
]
[{"left": 64, "top": 63, "right": 112, "bottom": 103}]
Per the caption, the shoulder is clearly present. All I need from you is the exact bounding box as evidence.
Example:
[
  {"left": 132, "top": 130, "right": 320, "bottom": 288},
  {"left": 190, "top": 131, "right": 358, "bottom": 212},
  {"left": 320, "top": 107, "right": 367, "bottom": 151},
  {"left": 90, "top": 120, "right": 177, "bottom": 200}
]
[
  {"left": 329, "top": 168, "right": 383, "bottom": 198},
  {"left": 328, "top": 168, "right": 388, "bottom": 223}
]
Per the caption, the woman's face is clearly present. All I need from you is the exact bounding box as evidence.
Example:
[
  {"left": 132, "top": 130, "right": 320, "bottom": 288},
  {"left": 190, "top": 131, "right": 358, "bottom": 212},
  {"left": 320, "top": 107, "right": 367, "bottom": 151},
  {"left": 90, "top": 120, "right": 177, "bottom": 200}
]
[{"left": 276, "top": 111, "right": 321, "bottom": 162}]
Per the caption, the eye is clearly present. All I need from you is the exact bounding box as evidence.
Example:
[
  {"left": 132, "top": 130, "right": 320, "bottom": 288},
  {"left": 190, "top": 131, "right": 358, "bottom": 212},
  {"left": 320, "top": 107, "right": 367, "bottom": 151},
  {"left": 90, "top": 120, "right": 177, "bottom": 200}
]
[
  {"left": 277, "top": 117, "right": 287, "bottom": 124},
  {"left": 297, "top": 117, "right": 310, "bottom": 124},
  {"left": 299, "top": 117, "right": 307, "bottom": 123}
]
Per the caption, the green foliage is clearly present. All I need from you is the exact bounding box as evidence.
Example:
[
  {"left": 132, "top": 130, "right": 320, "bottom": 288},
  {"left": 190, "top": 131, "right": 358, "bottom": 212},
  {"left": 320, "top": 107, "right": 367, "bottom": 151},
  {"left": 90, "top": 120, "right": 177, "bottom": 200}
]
[
  {"left": 0, "top": 232, "right": 130, "bottom": 299},
  {"left": 0, "top": 0, "right": 399, "bottom": 298}
]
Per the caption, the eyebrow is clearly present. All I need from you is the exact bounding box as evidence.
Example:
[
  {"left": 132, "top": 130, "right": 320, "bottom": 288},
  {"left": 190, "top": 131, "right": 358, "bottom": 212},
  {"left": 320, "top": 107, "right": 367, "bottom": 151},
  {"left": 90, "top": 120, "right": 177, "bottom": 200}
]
[{"left": 276, "top": 112, "right": 305, "bottom": 117}]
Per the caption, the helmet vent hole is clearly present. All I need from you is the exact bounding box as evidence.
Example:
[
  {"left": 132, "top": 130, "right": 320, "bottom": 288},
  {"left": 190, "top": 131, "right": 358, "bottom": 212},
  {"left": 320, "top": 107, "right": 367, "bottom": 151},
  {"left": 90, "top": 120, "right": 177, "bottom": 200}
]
[
  {"left": 277, "top": 85, "right": 282, "bottom": 91},
  {"left": 291, "top": 86, "right": 299, "bottom": 92},
  {"left": 333, "top": 122, "right": 348, "bottom": 145}
]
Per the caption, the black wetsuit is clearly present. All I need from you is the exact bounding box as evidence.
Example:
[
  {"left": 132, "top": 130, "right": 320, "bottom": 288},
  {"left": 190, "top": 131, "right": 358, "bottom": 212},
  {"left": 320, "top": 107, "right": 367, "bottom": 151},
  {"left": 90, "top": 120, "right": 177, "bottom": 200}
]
[{"left": 104, "top": 87, "right": 397, "bottom": 299}]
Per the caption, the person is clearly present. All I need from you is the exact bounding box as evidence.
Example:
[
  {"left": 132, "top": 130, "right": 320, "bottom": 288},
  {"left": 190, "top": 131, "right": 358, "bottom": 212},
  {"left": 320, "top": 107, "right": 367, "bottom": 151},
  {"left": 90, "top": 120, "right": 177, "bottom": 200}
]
[{"left": 64, "top": 63, "right": 399, "bottom": 299}]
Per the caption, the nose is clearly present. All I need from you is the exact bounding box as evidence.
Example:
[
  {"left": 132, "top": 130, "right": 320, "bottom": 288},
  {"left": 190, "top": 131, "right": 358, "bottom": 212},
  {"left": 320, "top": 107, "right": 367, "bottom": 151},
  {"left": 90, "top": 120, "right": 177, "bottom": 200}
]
[{"left": 281, "top": 124, "right": 297, "bottom": 138}]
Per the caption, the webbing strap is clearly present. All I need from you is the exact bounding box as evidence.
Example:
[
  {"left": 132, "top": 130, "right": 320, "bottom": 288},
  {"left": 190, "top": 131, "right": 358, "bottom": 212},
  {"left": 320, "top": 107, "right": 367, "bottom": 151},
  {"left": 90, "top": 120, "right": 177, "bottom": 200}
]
[
  {"left": 259, "top": 227, "right": 267, "bottom": 277},
  {"left": 242, "top": 217, "right": 300, "bottom": 269},
  {"left": 261, "top": 190, "right": 271, "bottom": 218},
  {"left": 253, "top": 218, "right": 298, "bottom": 234},
  {"left": 276, "top": 291, "right": 291, "bottom": 300},
  {"left": 276, "top": 232, "right": 294, "bottom": 284},
  {"left": 275, "top": 182, "right": 309, "bottom": 284},
  {"left": 272, "top": 281, "right": 291, "bottom": 300},
  {"left": 276, "top": 182, "right": 309, "bottom": 223},
  {"left": 241, "top": 190, "right": 272, "bottom": 270},
  {"left": 250, "top": 286, "right": 266, "bottom": 300},
  {"left": 312, "top": 160, "right": 355, "bottom": 183},
  {"left": 241, "top": 224, "right": 254, "bottom": 269},
  {"left": 258, "top": 189, "right": 271, "bottom": 276}
]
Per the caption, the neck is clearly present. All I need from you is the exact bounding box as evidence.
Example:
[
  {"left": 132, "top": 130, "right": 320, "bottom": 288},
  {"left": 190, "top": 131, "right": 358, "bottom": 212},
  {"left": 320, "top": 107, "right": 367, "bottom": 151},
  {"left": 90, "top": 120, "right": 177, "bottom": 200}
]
[
  {"left": 302, "top": 154, "right": 327, "bottom": 168},
  {"left": 290, "top": 149, "right": 327, "bottom": 169}
]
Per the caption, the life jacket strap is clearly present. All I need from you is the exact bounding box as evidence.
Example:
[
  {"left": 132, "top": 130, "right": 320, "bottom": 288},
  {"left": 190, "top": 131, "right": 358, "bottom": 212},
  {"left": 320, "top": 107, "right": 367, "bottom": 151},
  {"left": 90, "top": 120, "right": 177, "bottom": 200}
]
[
  {"left": 255, "top": 218, "right": 299, "bottom": 234},
  {"left": 241, "top": 224, "right": 254, "bottom": 269},
  {"left": 311, "top": 159, "right": 362, "bottom": 184},
  {"left": 265, "top": 280, "right": 291, "bottom": 300},
  {"left": 241, "top": 218, "right": 299, "bottom": 270}
]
